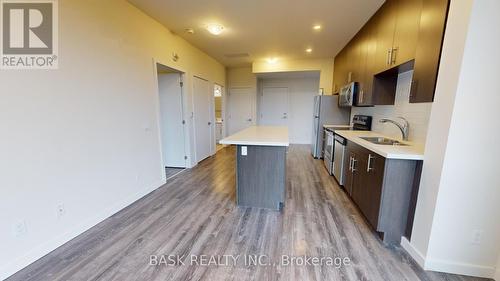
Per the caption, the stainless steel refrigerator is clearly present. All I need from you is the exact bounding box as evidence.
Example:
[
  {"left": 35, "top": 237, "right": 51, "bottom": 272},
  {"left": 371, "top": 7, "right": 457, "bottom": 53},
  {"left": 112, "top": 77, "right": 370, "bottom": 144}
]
[{"left": 311, "top": 95, "right": 351, "bottom": 158}]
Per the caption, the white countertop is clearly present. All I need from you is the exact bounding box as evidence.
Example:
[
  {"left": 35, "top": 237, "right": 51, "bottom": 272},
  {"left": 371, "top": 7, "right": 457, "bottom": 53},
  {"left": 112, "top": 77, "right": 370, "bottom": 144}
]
[
  {"left": 219, "top": 126, "right": 289, "bottom": 147},
  {"left": 323, "top": 124, "right": 352, "bottom": 130},
  {"left": 334, "top": 130, "right": 424, "bottom": 160}
]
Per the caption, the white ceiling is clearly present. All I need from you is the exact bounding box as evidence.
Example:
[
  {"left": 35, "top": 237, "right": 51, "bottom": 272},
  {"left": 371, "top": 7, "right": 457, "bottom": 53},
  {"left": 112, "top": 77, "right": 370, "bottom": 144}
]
[{"left": 128, "top": 0, "right": 385, "bottom": 67}]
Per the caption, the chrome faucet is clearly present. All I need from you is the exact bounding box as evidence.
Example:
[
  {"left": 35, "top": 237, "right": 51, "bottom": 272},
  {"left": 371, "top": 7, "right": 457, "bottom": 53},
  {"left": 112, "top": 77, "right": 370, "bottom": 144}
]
[{"left": 379, "top": 117, "right": 410, "bottom": 141}]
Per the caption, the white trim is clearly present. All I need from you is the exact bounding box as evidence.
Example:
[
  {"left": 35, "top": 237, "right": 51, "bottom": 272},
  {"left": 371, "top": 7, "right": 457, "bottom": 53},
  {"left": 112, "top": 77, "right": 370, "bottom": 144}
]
[
  {"left": 0, "top": 180, "right": 165, "bottom": 281},
  {"left": 401, "top": 237, "right": 497, "bottom": 279},
  {"left": 152, "top": 59, "right": 189, "bottom": 172},
  {"left": 425, "top": 258, "right": 496, "bottom": 279},
  {"left": 401, "top": 237, "right": 426, "bottom": 268}
]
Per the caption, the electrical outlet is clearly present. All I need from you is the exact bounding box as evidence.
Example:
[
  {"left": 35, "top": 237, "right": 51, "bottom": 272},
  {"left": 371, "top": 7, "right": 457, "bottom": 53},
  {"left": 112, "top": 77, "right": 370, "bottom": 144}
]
[
  {"left": 57, "top": 204, "right": 65, "bottom": 219},
  {"left": 471, "top": 229, "right": 483, "bottom": 245},
  {"left": 14, "top": 220, "right": 27, "bottom": 237}
]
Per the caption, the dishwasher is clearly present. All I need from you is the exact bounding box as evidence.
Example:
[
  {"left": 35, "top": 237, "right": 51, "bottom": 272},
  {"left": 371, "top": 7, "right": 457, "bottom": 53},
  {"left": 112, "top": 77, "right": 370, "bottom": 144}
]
[
  {"left": 333, "top": 134, "right": 347, "bottom": 186},
  {"left": 323, "top": 129, "right": 335, "bottom": 174}
]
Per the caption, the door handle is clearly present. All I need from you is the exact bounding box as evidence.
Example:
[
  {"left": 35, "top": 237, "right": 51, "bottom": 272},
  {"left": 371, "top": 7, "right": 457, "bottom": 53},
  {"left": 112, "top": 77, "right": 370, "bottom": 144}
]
[
  {"left": 367, "top": 154, "right": 375, "bottom": 172},
  {"left": 208, "top": 122, "right": 212, "bottom": 125},
  {"left": 351, "top": 158, "right": 357, "bottom": 172},
  {"left": 247, "top": 118, "right": 252, "bottom": 122},
  {"left": 348, "top": 156, "right": 353, "bottom": 171},
  {"left": 387, "top": 49, "right": 392, "bottom": 66}
]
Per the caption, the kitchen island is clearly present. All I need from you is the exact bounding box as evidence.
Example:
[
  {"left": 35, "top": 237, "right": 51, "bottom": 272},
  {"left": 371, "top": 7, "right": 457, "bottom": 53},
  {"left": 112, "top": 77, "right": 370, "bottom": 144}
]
[{"left": 219, "top": 126, "right": 289, "bottom": 210}]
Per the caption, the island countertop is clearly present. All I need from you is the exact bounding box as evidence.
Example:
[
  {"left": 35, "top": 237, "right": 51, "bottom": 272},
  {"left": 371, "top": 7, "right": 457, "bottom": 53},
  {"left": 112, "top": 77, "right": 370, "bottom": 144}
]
[{"left": 219, "top": 126, "right": 289, "bottom": 147}]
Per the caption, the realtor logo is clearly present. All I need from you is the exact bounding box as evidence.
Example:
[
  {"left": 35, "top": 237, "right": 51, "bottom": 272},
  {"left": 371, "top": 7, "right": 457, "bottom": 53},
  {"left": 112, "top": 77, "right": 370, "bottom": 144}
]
[{"left": 1, "top": 0, "right": 58, "bottom": 69}]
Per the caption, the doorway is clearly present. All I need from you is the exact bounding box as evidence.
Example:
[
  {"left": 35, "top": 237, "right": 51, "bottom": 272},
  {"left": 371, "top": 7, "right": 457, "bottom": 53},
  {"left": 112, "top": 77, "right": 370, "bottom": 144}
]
[
  {"left": 228, "top": 87, "right": 254, "bottom": 135},
  {"left": 214, "top": 84, "right": 225, "bottom": 152},
  {"left": 193, "top": 76, "right": 213, "bottom": 162},
  {"left": 261, "top": 87, "right": 289, "bottom": 126},
  {"left": 156, "top": 63, "right": 187, "bottom": 179}
]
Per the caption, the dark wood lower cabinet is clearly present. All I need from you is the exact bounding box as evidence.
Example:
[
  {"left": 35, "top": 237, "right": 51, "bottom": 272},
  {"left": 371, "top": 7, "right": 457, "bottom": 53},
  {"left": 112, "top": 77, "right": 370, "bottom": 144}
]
[{"left": 343, "top": 141, "right": 421, "bottom": 245}]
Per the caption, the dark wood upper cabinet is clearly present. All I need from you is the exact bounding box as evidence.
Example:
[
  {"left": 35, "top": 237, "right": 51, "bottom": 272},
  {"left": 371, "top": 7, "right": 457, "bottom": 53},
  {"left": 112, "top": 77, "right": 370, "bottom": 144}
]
[
  {"left": 410, "top": 0, "right": 450, "bottom": 103},
  {"left": 372, "top": 1, "right": 397, "bottom": 74},
  {"left": 332, "top": 48, "right": 347, "bottom": 94},
  {"left": 392, "top": 0, "right": 423, "bottom": 66},
  {"left": 357, "top": 20, "right": 377, "bottom": 106},
  {"left": 348, "top": 35, "right": 363, "bottom": 84},
  {"left": 333, "top": 0, "right": 449, "bottom": 105}
]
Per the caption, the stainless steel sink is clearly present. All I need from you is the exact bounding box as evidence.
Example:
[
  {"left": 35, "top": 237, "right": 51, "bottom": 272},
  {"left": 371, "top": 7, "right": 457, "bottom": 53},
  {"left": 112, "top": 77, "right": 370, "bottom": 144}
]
[{"left": 360, "top": 137, "right": 408, "bottom": 146}]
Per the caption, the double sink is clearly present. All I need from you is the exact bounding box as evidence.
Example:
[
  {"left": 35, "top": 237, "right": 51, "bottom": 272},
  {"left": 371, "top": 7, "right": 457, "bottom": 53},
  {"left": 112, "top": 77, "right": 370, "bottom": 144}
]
[{"left": 360, "top": 137, "right": 408, "bottom": 146}]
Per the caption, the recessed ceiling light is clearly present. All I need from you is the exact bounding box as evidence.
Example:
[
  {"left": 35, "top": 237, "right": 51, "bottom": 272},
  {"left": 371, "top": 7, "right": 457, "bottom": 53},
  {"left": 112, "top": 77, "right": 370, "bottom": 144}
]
[
  {"left": 306, "top": 48, "right": 313, "bottom": 53},
  {"left": 313, "top": 25, "right": 322, "bottom": 31},
  {"left": 206, "top": 23, "right": 224, "bottom": 35},
  {"left": 266, "top": 57, "right": 278, "bottom": 64}
]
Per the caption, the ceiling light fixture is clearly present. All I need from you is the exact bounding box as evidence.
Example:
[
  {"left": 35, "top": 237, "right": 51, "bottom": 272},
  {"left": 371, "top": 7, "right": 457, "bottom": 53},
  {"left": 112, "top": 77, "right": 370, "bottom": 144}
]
[
  {"left": 306, "top": 48, "right": 313, "bottom": 53},
  {"left": 206, "top": 23, "right": 224, "bottom": 35},
  {"left": 266, "top": 57, "right": 278, "bottom": 64},
  {"left": 313, "top": 25, "right": 322, "bottom": 31}
]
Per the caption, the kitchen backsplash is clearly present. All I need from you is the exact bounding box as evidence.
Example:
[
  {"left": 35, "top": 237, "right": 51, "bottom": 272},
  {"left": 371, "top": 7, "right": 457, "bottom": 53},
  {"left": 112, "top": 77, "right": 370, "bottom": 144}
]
[{"left": 350, "top": 70, "right": 432, "bottom": 145}]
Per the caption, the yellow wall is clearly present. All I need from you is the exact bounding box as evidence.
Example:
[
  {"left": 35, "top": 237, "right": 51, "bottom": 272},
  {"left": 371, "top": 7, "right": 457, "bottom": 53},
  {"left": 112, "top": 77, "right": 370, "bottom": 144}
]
[
  {"left": 0, "top": 0, "right": 225, "bottom": 278},
  {"left": 215, "top": 96, "right": 222, "bottom": 118},
  {"left": 252, "top": 58, "right": 334, "bottom": 94}
]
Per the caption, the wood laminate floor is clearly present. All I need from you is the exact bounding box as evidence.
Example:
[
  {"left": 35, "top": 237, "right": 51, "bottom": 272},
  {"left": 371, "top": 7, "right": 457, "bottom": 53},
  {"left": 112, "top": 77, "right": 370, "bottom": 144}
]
[
  {"left": 7, "top": 145, "right": 491, "bottom": 281},
  {"left": 165, "top": 167, "right": 185, "bottom": 179}
]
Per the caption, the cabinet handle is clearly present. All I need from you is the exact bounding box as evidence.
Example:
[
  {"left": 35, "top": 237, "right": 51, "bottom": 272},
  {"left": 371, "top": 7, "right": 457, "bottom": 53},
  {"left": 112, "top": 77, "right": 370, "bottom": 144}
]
[
  {"left": 359, "top": 90, "right": 364, "bottom": 103},
  {"left": 391, "top": 47, "right": 398, "bottom": 65},
  {"left": 352, "top": 158, "right": 357, "bottom": 172},
  {"left": 348, "top": 156, "right": 353, "bottom": 171},
  {"left": 387, "top": 49, "right": 392, "bottom": 66},
  {"left": 367, "top": 154, "right": 375, "bottom": 172}
]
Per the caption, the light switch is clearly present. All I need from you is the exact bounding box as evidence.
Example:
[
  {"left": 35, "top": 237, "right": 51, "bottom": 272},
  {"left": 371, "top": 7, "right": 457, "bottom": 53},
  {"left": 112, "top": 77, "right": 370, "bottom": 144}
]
[{"left": 241, "top": 146, "right": 247, "bottom": 156}]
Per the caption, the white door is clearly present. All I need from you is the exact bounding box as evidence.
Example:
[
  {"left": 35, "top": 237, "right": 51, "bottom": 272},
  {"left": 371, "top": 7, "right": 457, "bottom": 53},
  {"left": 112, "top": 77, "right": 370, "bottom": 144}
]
[
  {"left": 261, "top": 87, "right": 289, "bottom": 126},
  {"left": 228, "top": 88, "right": 254, "bottom": 135},
  {"left": 158, "top": 73, "right": 186, "bottom": 168},
  {"left": 193, "top": 76, "right": 212, "bottom": 162}
]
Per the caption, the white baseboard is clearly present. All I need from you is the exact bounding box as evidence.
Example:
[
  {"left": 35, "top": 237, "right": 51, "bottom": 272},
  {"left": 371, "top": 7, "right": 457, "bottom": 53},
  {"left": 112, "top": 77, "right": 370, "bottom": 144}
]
[
  {"left": 400, "top": 237, "right": 496, "bottom": 279},
  {"left": 0, "top": 180, "right": 165, "bottom": 281},
  {"left": 401, "top": 237, "right": 426, "bottom": 268},
  {"left": 425, "top": 258, "right": 496, "bottom": 279}
]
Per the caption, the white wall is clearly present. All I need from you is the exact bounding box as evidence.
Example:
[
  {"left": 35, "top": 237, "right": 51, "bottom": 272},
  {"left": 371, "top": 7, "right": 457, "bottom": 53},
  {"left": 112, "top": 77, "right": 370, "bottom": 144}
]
[
  {"left": 405, "top": 0, "right": 473, "bottom": 265},
  {"left": 350, "top": 70, "right": 432, "bottom": 144},
  {"left": 405, "top": 0, "right": 500, "bottom": 278},
  {"left": 252, "top": 58, "right": 334, "bottom": 94},
  {"left": 258, "top": 77, "right": 320, "bottom": 144},
  {"left": 0, "top": 0, "right": 225, "bottom": 279},
  {"left": 496, "top": 256, "right": 500, "bottom": 281}
]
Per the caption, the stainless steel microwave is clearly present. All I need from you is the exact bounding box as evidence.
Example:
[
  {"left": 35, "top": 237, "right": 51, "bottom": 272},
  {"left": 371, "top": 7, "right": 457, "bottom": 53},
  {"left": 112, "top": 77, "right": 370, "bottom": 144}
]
[{"left": 338, "top": 82, "right": 358, "bottom": 107}]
